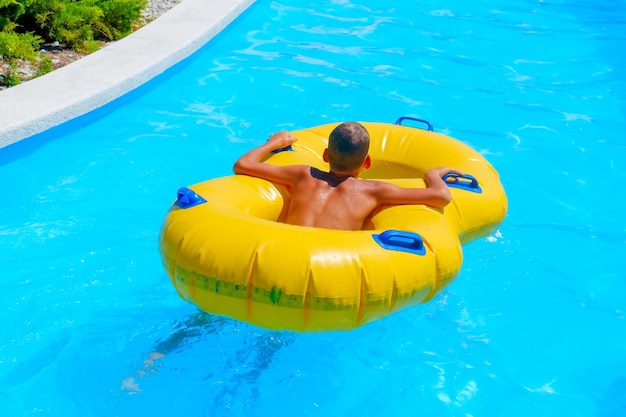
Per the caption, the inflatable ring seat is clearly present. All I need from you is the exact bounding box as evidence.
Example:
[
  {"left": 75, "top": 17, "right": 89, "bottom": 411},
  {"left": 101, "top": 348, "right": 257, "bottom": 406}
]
[{"left": 159, "top": 119, "right": 507, "bottom": 332}]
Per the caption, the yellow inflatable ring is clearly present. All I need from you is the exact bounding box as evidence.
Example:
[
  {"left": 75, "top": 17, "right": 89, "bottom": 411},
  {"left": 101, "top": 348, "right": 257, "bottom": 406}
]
[{"left": 159, "top": 120, "right": 507, "bottom": 332}]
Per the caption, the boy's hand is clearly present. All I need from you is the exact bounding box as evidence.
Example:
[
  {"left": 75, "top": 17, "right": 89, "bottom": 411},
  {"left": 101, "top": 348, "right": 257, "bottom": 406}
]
[
  {"left": 268, "top": 131, "right": 297, "bottom": 150},
  {"left": 428, "top": 167, "right": 464, "bottom": 179}
]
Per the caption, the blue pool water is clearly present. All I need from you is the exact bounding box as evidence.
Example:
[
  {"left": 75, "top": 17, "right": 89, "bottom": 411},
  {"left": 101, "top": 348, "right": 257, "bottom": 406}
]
[{"left": 1, "top": 0, "right": 625, "bottom": 415}]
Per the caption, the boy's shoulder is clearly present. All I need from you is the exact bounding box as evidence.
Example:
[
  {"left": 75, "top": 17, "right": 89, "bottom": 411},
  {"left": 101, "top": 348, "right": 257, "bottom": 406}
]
[{"left": 358, "top": 177, "right": 391, "bottom": 188}]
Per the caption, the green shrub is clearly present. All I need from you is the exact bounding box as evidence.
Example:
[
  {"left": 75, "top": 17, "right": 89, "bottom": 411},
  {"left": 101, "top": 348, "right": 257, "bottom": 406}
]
[
  {"left": 16, "top": 0, "right": 146, "bottom": 51},
  {"left": 0, "top": 27, "right": 41, "bottom": 60},
  {"left": 35, "top": 53, "right": 51, "bottom": 76},
  {"left": 100, "top": 0, "right": 145, "bottom": 38},
  {"left": 0, "top": 28, "right": 57, "bottom": 86},
  {"left": 2, "top": 66, "right": 22, "bottom": 86},
  {"left": 1, "top": 0, "right": 146, "bottom": 85},
  {"left": 0, "top": 0, "right": 28, "bottom": 30},
  {"left": 42, "top": 1, "right": 106, "bottom": 52}
]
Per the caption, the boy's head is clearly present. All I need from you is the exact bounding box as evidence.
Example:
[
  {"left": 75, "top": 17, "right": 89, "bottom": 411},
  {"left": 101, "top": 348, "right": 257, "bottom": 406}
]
[{"left": 325, "top": 122, "right": 371, "bottom": 173}]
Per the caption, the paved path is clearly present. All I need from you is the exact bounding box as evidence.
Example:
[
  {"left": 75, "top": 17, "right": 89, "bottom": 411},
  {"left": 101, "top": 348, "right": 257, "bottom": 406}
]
[{"left": 0, "top": 0, "right": 255, "bottom": 148}]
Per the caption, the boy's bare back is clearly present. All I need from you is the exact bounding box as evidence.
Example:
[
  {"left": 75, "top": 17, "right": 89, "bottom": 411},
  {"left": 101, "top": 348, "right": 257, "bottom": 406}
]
[
  {"left": 280, "top": 167, "right": 382, "bottom": 230},
  {"left": 233, "top": 124, "right": 461, "bottom": 231}
]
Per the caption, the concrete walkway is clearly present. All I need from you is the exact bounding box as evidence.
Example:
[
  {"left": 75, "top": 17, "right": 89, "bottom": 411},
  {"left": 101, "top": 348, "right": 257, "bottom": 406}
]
[{"left": 0, "top": 0, "right": 255, "bottom": 148}]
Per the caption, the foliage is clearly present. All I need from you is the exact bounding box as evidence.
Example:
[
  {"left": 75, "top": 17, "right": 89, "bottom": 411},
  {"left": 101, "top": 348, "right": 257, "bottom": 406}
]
[
  {"left": 0, "top": 0, "right": 146, "bottom": 85},
  {"left": 0, "top": 26, "right": 41, "bottom": 60},
  {"left": 35, "top": 53, "right": 51, "bottom": 75},
  {"left": 0, "top": 28, "right": 42, "bottom": 86},
  {"left": 0, "top": 0, "right": 27, "bottom": 30},
  {"left": 2, "top": 65, "right": 21, "bottom": 85}
]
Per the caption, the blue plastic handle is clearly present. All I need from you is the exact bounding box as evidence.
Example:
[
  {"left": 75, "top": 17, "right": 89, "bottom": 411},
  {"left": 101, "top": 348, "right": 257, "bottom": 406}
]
[
  {"left": 174, "top": 187, "right": 207, "bottom": 209},
  {"left": 443, "top": 173, "right": 482, "bottom": 193},
  {"left": 394, "top": 116, "right": 433, "bottom": 131},
  {"left": 270, "top": 145, "right": 294, "bottom": 154},
  {"left": 372, "top": 230, "right": 426, "bottom": 255}
]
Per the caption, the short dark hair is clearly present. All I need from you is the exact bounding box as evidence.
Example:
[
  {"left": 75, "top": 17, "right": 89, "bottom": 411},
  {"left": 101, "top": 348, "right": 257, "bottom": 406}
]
[{"left": 327, "top": 122, "right": 370, "bottom": 172}]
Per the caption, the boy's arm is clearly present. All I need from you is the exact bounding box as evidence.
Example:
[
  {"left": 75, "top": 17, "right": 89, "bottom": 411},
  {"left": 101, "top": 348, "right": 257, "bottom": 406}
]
[
  {"left": 233, "top": 131, "right": 305, "bottom": 186},
  {"left": 372, "top": 167, "right": 463, "bottom": 209}
]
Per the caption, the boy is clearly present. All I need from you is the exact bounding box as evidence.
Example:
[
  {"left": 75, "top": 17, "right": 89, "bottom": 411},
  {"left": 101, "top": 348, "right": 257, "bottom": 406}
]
[{"left": 233, "top": 122, "right": 461, "bottom": 231}]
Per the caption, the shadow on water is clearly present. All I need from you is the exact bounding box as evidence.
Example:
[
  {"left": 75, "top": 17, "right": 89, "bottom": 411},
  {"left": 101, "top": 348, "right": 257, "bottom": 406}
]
[
  {"left": 116, "top": 310, "right": 296, "bottom": 411},
  {"left": 151, "top": 311, "right": 294, "bottom": 358},
  {"left": 598, "top": 376, "right": 626, "bottom": 417}
]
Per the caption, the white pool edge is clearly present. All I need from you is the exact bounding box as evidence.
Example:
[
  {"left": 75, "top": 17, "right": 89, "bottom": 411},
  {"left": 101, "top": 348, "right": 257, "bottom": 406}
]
[{"left": 0, "top": 0, "right": 255, "bottom": 148}]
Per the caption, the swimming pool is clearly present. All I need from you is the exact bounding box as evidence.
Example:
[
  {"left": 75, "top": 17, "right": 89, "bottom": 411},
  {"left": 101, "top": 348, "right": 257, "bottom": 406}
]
[{"left": 1, "top": 0, "right": 625, "bottom": 415}]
